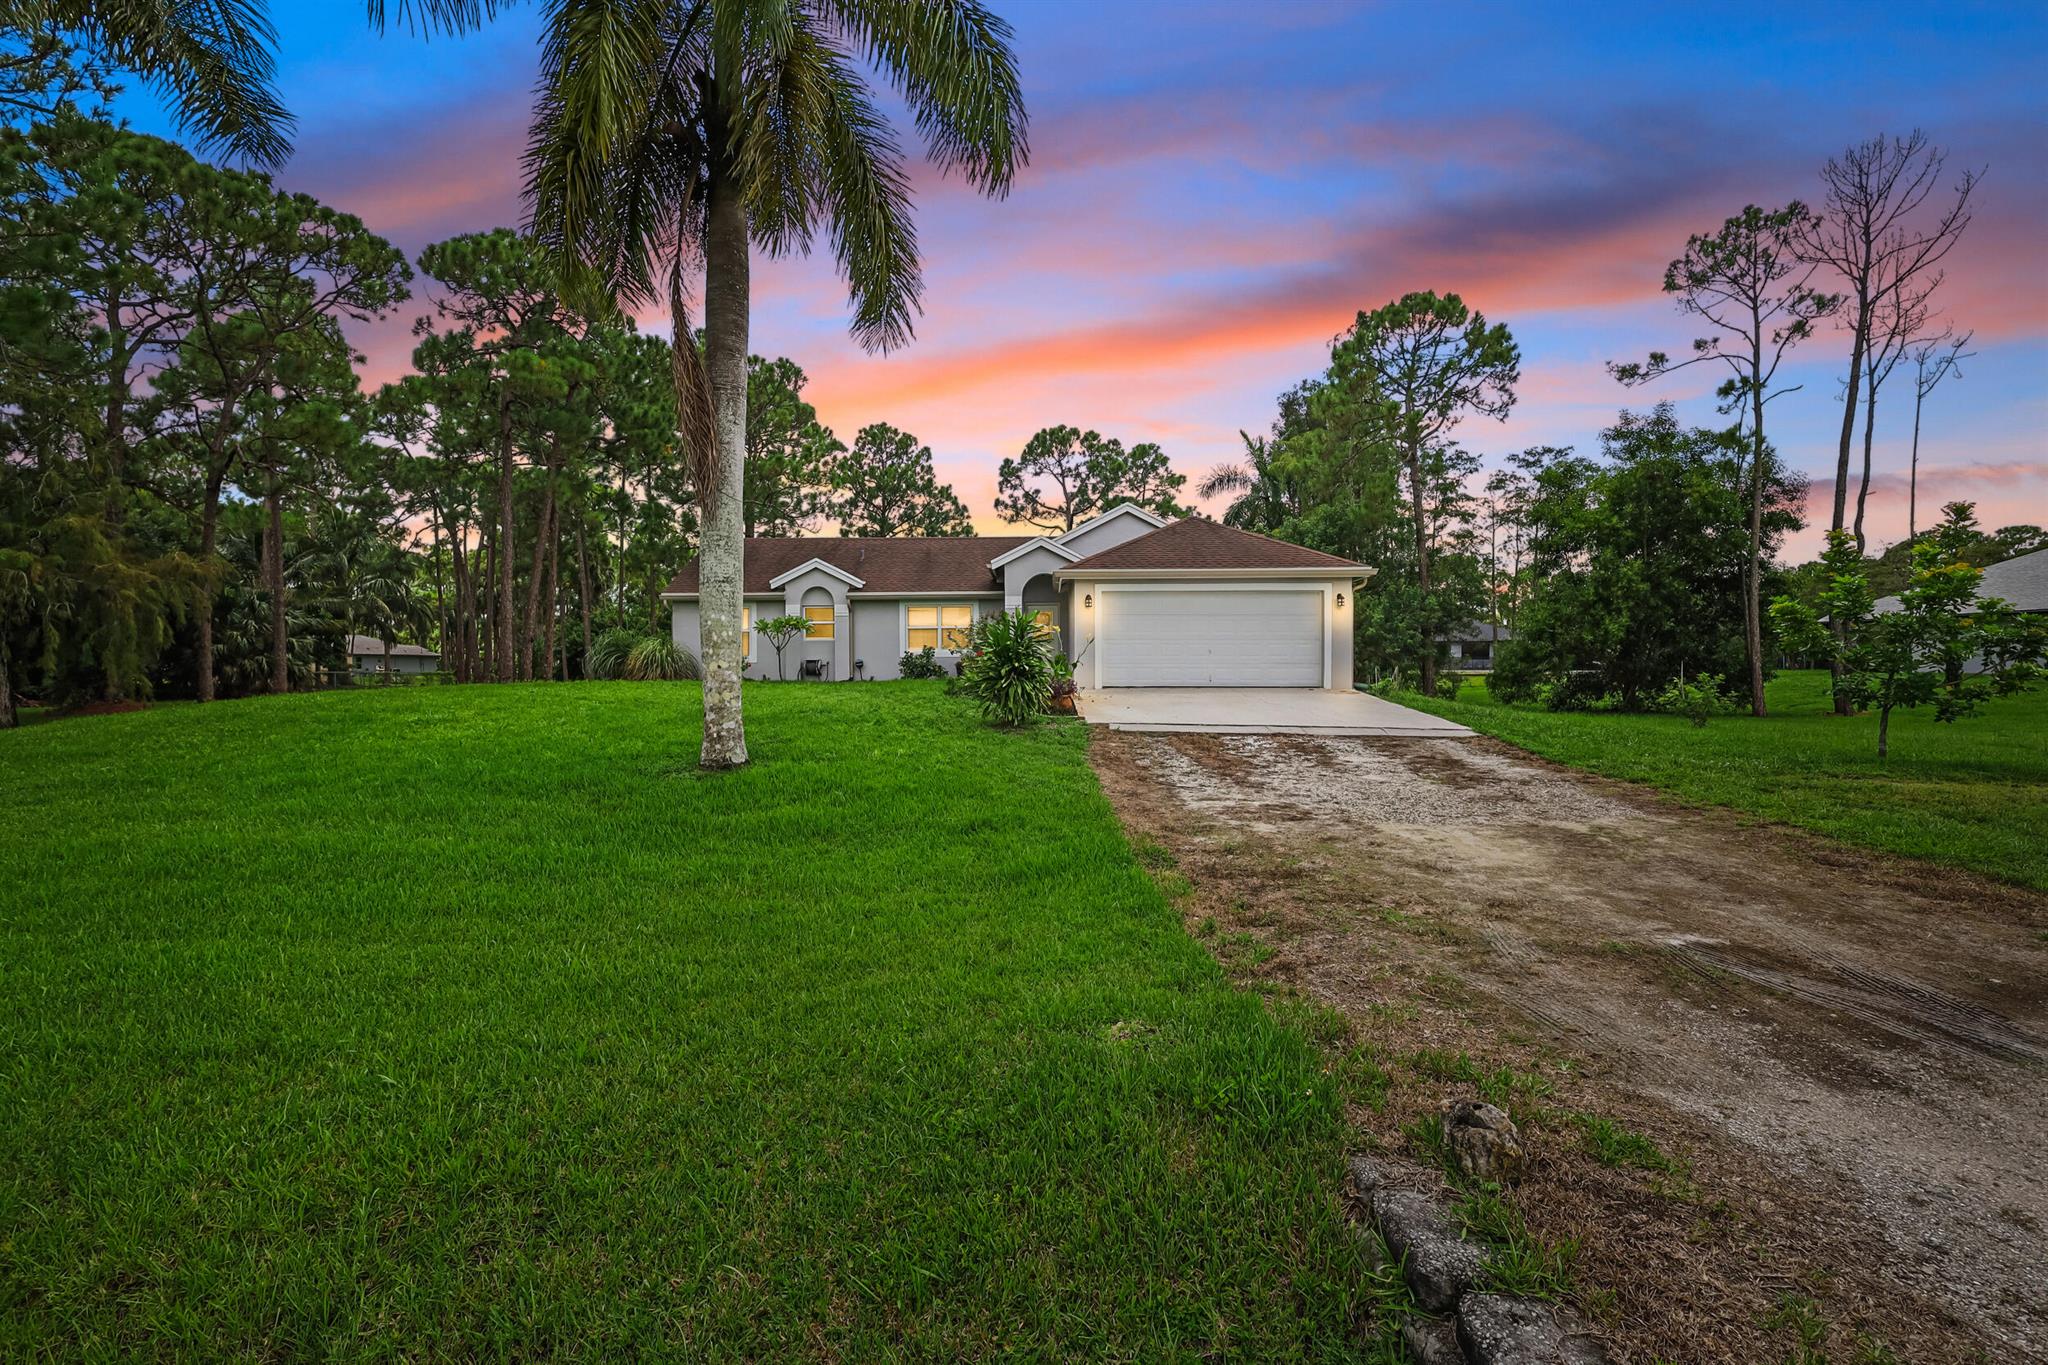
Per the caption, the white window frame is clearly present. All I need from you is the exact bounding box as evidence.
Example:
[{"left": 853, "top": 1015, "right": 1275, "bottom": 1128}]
[
  {"left": 741, "top": 606, "right": 752, "bottom": 660},
  {"left": 901, "top": 601, "right": 976, "bottom": 655},
  {"left": 803, "top": 605, "right": 836, "bottom": 640}
]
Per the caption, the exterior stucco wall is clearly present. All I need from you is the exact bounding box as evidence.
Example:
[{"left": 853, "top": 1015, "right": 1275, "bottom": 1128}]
[
  {"left": 350, "top": 652, "right": 438, "bottom": 676},
  {"left": 772, "top": 565, "right": 854, "bottom": 680},
  {"left": 678, "top": 595, "right": 1005, "bottom": 681},
  {"left": 849, "top": 598, "right": 905, "bottom": 679},
  {"left": 671, "top": 596, "right": 787, "bottom": 680},
  {"left": 998, "top": 543, "right": 1079, "bottom": 608},
  {"left": 1056, "top": 509, "right": 1162, "bottom": 559}
]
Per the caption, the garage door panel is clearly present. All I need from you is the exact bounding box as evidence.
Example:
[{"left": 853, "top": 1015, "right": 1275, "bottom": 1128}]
[{"left": 1101, "top": 588, "right": 1323, "bottom": 687}]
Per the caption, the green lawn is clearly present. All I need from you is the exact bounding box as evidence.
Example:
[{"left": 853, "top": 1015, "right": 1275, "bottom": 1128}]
[
  {"left": 1401, "top": 670, "right": 2048, "bottom": 890},
  {"left": 0, "top": 684, "right": 1381, "bottom": 1360}
]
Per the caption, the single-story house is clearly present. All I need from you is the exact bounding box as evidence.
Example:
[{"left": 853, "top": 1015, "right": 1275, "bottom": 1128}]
[
  {"left": 663, "top": 503, "right": 1372, "bottom": 688},
  {"left": 1442, "top": 622, "right": 1512, "bottom": 671},
  {"left": 1873, "top": 546, "right": 2047, "bottom": 618},
  {"left": 346, "top": 634, "right": 441, "bottom": 676}
]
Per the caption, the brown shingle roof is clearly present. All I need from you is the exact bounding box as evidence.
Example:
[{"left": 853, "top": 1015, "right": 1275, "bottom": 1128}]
[
  {"left": 664, "top": 536, "right": 1038, "bottom": 596},
  {"left": 1061, "top": 517, "right": 1367, "bottom": 572}
]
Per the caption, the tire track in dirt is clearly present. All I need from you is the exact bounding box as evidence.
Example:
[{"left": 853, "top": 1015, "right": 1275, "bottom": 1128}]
[{"left": 1091, "top": 727, "right": 2048, "bottom": 1361}]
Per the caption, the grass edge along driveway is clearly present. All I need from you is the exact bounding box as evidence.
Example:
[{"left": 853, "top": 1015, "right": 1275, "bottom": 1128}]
[
  {"left": 1399, "top": 670, "right": 2048, "bottom": 891},
  {"left": 0, "top": 682, "right": 1400, "bottom": 1361}
]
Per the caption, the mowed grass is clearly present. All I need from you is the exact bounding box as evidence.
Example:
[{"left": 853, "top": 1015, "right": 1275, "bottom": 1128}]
[
  {"left": 0, "top": 684, "right": 1377, "bottom": 1361},
  {"left": 1402, "top": 670, "right": 2048, "bottom": 890}
]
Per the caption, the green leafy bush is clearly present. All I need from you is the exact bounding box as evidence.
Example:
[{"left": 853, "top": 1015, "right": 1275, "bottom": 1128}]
[
  {"left": 958, "top": 608, "right": 1055, "bottom": 726},
  {"left": 1648, "top": 671, "right": 1737, "bottom": 727},
  {"left": 1435, "top": 672, "right": 1466, "bottom": 701},
  {"left": 587, "top": 628, "right": 701, "bottom": 681},
  {"left": 897, "top": 646, "right": 947, "bottom": 680},
  {"left": 1538, "top": 671, "right": 1613, "bottom": 712}
]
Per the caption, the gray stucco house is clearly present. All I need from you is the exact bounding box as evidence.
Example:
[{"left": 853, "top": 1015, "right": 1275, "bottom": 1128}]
[
  {"left": 1443, "top": 622, "right": 1512, "bottom": 671},
  {"left": 664, "top": 504, "right": 1371, "bottom": 688},
  {"left": 1873, "top": 546, "right": 2047, "bottom": 619},
  {"left": 346, "top": 635, "right": 440, "bottom": 677}
]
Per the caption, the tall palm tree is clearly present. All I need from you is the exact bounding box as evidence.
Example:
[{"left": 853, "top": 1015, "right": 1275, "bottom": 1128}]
[
  {"left": 376, "top": 0, "right": 1027, "bottom": 768},
  {"left": 2, "top": 1, "right": 292, "bottom": 164},
  {"left": 1198, "top": 432, "right": 1297, "bottom": 534}
]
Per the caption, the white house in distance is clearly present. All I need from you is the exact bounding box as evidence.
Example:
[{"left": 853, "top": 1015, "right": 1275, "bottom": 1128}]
[
  {"left": 345, "top": 635, "right": 440, "bottom": 677},
  {"left": 663, "top": 504, "right": 1371, "bottom": 688}
]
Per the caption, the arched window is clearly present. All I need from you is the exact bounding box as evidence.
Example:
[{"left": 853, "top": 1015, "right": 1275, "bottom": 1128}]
[{"left": 802, "top": 587, "right": 835, "bottom": 639}]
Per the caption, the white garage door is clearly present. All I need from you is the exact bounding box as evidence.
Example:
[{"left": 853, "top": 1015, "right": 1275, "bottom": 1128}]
[{"left": 1100, "top": 587, "right": 1324, "bottom": 687}]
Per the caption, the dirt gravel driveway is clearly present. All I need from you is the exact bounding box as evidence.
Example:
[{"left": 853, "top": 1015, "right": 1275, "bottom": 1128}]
[{"left": 1091, "top": 729, "right": 2048, "bottom": 1362}]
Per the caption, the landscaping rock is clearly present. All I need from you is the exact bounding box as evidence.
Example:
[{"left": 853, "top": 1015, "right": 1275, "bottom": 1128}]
[
  {"left": 1401, "top": 1312, "right": 1466, "bottom": 1365},
  {"left": 1445, "top": 1099, "right": 1527, "bottom": 1185},
  {"left": 1371, "top": 1187, "right": 1486, "bottom": 1311},
  {"left": 1456, "top": 1292, "right": 1610, "bottom": 1364}
]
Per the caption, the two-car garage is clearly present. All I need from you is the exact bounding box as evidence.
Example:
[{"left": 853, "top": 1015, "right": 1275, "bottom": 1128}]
[
  {"left": 1094, "top": 585, "right": 1329, "bottom": 688},
  {"left": 1054, "top": 515, "right": 1368, "bottom": 693}
]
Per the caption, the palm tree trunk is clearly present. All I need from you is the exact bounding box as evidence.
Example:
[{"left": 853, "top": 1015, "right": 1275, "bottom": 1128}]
[
  {"left": 494, "top": 399, "right": 517, "bottom": 683},
  {"left": 697, "top": 77, "right": 751, "bottom": 769},
  {"left": 265, "top": 465, "right": 289, "bottom": 694},
  {"left": 575, "top": 518, "right": 594, "bottom": 678}
]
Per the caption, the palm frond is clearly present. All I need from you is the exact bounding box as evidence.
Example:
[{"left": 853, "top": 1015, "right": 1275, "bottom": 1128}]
[
  {"left": 365, "top": 0, "right": 515, "bottom": 35},
  {"left": 521, "top": 0, "right": 676, "bottom": 299},
  {"left": 25, "top": 0, "right": 295, "bottom": 164},
  {"left": 1198, "top": 463, "right": 1252, "bottom": 500},
  {"left": 823, "top": 0, "right": 1028, "bottom": 196},
  {"left": 804, "top": 33, "right": 919, "bottom": 351}
]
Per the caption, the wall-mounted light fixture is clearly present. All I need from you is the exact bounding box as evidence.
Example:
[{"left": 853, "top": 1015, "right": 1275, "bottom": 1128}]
[
  {"left": 1335, "top": 591, "right": 1346, "bottom": 608},
  {"left": 1084, "top": 593, "right": 1093, "bottom": 609}
]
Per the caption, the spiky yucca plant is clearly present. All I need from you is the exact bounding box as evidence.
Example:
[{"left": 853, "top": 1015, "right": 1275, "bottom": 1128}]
[{"left": 959, "top": 607, "right": 1053, "bottom": 726}]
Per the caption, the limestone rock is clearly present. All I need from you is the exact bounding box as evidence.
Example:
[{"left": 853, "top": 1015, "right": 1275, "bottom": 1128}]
[
  {"left": 1445, "top": 1098, "right": 1527, "bottom": 1185},
  {"left": 1401, "top": 1312, "right": 1465, "bottom": 1365},
  {"left": 1372, "top": 1187, "right": 1486, "bottom": 1311},
  {"left": 1457, "top": 1292, "right": 1610, "bottom": 1364}
]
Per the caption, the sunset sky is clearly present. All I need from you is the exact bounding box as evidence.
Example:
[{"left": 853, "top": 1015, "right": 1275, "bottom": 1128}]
[{"left": 122, "top": 2, "right": 2048, "bottom": 557}]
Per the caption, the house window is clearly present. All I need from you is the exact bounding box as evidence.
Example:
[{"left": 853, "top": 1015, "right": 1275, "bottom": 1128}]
[
  {"left": 804, "top": 605, "right": 835, "bottom": 639},
  {"left": 1027, "top": 607, "right": 1057, "bottom": 638},
  {"left": 907, "top": 603, "right": 973, "bottom": 652},
  {"left": 741, "top": 607, "right": 751, "bottom": 660}
]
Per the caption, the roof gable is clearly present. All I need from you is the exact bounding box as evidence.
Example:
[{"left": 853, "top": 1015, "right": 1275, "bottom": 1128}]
[
  {"left": 1054, "top": 502, "right": 1168, "bottom": 547},
  {"left": 768, "top": 557, "right": 867, "bottom": 590},
  {"left": 1058, "top": 517, "right": 1368, "bottom": 573},
  {"left": 988, "top": 536, "right": 1079, "bottom": 570},
  {"left": 666, "top": 536, "right": 1038, "bottom": 597}
]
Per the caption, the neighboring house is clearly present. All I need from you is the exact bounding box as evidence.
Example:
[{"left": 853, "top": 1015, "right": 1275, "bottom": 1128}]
[
  {"left": 664, "top": 503, "right": 1371, "bottom": 688},
  {"left": 1443, "top": 622, "right": 1512, "bottom": 671},
  {"left": 1872, "top": 546, "right": 2048, "bottom": 618},
  {"left": 346, "top": 634, "right": 441, "bottom": 676}
]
